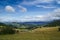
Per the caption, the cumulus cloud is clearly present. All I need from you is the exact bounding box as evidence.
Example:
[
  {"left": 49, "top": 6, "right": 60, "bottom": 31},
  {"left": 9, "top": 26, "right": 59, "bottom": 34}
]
[
  {"left": 52, "top": 8, "right": 60, "bottom": 17},
  {"left": 24, "top": 8, "right": 60, "bottom": 22},
  {"left": 5, "top": 5, "right": 15, "bottom": 12},
  {"left": 2, "top": 6, "right": 60, "bottom": 22},
  {"left": 46, "top": 8, "right": 60, "bottom": 20},
  {"left": 18, "top": 5, "right": 27, "bottom": 12}
]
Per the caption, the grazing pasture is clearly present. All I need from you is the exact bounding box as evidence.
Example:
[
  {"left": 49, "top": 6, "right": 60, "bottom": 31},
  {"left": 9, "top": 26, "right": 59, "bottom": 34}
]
[{"left": 0, "top": 27, "right": 60, "bottom": 40}]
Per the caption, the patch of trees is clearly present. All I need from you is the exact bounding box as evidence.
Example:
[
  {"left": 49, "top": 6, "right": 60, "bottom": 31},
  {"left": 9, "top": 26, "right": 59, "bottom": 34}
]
[
  {"left": 44, "top": 20, "right": 60, "bottom": 27},
  {"left": 0, "top": 22, "right": 7, "bottom": 26},
  {"left": 0, "top": 26, "right": 16, "bottom": 35},
  {"left": 0, "top": 23, "right": 16, "bottom": 35},
  {"left": 58, "top": 28, "right": 60, "bottom": 31}
]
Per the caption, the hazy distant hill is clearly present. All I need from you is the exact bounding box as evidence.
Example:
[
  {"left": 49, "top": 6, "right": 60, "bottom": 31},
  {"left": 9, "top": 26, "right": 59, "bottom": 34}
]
[
  {"left": 3, "top": 21, "right": 48, "bottom": 25},
  {"left": 0, "top": 21, "right": 49, "bottom": 29},
  {"left": 0, "top": 21, "right": 48, "bottom": 28},
  {"left": 19, "top": 21, "right": 48, "bottom": 25}
]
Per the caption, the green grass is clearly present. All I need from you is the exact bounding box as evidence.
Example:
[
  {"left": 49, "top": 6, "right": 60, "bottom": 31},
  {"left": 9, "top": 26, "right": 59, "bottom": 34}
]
[{"left": 0, "top": 27, "right": 60, "bottom": 40}]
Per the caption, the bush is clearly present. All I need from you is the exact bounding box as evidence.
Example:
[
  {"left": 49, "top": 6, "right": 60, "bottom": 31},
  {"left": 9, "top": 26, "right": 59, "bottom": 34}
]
[
  {"left": 58, "top": 28, "right": 60, "bottom": 31},
  {"left": 0, "top": 26, "right": 16, "bottom": 35}
]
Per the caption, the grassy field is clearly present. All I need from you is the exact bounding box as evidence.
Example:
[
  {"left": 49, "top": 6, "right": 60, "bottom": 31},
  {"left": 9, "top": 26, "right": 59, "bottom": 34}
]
[{"left": 0, "top": 27, "right": 60, "bottom": 40}]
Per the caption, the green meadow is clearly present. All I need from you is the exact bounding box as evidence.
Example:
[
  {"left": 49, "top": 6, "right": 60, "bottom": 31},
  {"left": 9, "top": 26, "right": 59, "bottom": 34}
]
[{"left": 0, "top": 27, "right": 60, "bottom": 40}]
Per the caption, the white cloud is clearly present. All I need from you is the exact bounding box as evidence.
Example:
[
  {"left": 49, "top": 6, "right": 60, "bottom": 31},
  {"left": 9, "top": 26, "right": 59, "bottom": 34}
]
[
  {"left": 17, "top": 15, "right": 55, "bottom": 22},
  {"left": 46, "top": 8, "right": 60, "bottom": 20},
  {"left": 56, "top": 0, "right": 60, "bottom": 4},
  {"left": 57, "top": 1, "right": 60, "bottom": 4},
  {"left": 21, "top": 1, "right": 35, "bottom": 5},
  {"left": 18, "top": 5, "right": 27, "bottom": 12},
  {"left": 21, "top": 0, "right": 54, "bottom": 6},
  {"left": 54, "top": 8, "right": 60, "bottom": 13},
  {"left": 52, "top": 8, "right": 60, "bottom": 17},
  {"left": 24, "top": 8, "right": 60, "bottom": 22},
  {"left": 21, "top": 0, "right": 55, "bottom": 9},
  {"left": 0, "top": 13, "right": 60, "bottom": 22},
  {"left": 36, "top": 0, "right": 53, "bottom": 3},
  {"left": 36, "top": 5, "right": 56, "bottom": 8},
  {"left": 1, "top": 8, "right": 60, "bottom": 22},
  {"left": 5, "top": 5, "right": 15, "bottom": 12},
  {"left": 0, "top": 16, "right": 14, "bottom": 22}
]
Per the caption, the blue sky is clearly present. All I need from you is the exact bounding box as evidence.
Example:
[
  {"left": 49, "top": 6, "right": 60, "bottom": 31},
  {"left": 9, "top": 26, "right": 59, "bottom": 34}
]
[{"left": 0, "top": 0, "right": 60, "bottom": 22}]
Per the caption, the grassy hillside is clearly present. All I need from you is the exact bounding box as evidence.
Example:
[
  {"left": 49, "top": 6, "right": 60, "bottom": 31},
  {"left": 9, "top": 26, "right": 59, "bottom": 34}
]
[{"left": 0, "top": 27, "right": 60, "bottom": 40}]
